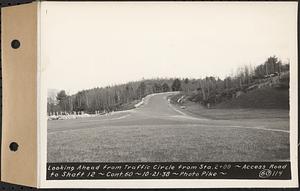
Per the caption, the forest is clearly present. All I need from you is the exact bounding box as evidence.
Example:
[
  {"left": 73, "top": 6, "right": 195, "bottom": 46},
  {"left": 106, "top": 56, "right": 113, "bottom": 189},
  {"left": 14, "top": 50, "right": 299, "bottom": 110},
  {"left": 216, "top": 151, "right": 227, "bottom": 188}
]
[{"left": 47, "top": 56, "right": 290, "bottom": 115}]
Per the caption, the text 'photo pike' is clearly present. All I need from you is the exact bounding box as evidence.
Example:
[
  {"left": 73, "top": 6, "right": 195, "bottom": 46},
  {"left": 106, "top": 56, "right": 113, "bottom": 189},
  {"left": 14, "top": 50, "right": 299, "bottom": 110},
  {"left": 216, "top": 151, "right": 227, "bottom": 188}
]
[{"left": 22, "top": 1, "right": 298, "bottom": 188}]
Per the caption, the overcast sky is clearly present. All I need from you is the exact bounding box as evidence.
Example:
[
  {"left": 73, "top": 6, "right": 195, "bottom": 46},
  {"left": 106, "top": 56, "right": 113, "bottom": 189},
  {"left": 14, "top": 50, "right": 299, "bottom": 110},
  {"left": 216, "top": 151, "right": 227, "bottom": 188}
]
[{"left": 43, "top": 2, "right": 297, "bottom": 94}]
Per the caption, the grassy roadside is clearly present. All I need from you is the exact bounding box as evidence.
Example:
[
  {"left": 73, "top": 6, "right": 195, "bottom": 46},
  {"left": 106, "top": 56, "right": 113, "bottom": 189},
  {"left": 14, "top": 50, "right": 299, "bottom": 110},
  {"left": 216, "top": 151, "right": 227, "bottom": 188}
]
[
  {"left": 168, "top": 91, "right": 289, "bottom": 132},
  {"left": 169, "top": 87, "right": 289, "bottom": 120},
  {"left": 48, "top": 122, "right": 289, "bottom": 162},
  {"left": 172, "top": 101, "right": 289, "bottom": 120}
]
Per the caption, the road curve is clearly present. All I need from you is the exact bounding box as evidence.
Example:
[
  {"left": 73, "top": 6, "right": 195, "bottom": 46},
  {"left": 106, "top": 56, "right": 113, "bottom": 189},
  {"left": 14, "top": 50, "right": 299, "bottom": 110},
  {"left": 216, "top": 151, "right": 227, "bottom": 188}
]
[
  {"left": 48, "top": 92, "right": 209, "bottom": 133},
  {"left": 48, "top": 92, "right": 290, "bottom": 162}
]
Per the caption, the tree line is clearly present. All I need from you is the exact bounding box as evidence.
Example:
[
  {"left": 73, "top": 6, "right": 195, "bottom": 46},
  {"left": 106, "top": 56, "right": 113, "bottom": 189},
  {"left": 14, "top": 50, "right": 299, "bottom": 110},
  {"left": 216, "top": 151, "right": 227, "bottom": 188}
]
[
  {"left": 48, "top": 79, "right": 178, "bottom": 114},
  {"left": 48, "top": 56, "right": 289, "bottom": 114},
  {"left": 186, "top": 56, "right": 289, "bottom": 105}
]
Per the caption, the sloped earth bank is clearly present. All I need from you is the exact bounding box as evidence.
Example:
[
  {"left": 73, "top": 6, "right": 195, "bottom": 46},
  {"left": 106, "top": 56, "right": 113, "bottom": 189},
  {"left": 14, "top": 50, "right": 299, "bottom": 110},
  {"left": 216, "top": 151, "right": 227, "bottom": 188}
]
[{"left": 216, "top": 87, "right": 289, "bottom": 109}]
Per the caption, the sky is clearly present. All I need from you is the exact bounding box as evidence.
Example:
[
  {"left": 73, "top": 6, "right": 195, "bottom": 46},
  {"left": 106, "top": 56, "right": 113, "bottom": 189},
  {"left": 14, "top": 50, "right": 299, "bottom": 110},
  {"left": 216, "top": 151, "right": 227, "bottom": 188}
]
[{"left": 43, "top": 2, "right": 297, "bottom": 94}]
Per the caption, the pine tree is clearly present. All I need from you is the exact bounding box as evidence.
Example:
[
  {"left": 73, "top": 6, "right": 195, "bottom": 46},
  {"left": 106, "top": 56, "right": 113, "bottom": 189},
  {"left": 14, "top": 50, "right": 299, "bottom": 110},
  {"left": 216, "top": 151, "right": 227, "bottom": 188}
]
[{"left": 171, "top": 79, "right": 182, "bottom": 91}]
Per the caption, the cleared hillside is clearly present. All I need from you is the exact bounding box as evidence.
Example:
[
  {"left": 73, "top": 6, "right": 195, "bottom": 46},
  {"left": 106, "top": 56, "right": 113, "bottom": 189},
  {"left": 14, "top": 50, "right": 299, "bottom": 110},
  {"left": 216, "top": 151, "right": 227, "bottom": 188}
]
[{"left": 216, "top": 87, "right": 289, "bottom": 109}]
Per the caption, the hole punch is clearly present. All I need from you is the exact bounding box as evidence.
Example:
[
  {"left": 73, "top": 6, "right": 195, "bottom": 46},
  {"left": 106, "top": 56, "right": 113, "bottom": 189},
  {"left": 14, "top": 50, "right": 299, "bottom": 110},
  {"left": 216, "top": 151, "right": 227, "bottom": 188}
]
[
  {"left": 9, "top": 142, "right": 19, "bottom": 152},
  {"left": 11, "top": 39, "right": 21, "bottom": 49}
]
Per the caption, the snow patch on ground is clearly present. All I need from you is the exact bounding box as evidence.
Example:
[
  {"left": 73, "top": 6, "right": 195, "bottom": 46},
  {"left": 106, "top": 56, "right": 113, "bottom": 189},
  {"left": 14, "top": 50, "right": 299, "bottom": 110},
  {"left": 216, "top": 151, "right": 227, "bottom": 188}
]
[
  {"left": 48, "top": 113, "right": 98, "bottom": 120},
  {"left": 134, "top": 98, "right": 145, "bottom": 108},
  {"left": 48, "top": 111, "right": 126, "bottom": 121}
]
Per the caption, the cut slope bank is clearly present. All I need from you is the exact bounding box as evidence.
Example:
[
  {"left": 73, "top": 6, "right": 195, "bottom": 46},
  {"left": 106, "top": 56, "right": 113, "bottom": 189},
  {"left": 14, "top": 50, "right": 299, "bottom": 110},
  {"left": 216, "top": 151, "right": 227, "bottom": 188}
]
[{"left": 216, "top": 87, "right": 289, "bottom": 109}]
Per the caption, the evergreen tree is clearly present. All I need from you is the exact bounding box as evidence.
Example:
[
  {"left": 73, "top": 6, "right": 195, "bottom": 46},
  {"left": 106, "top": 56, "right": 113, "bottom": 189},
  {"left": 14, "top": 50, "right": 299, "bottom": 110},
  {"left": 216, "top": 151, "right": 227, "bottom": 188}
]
[
  {"left": 171, "top": 79, "right": 182, "bottom": 91},
  {"left": 162, "top": 83, "right": 170, "bottom": 92}
]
